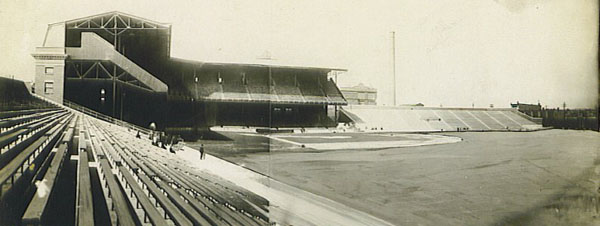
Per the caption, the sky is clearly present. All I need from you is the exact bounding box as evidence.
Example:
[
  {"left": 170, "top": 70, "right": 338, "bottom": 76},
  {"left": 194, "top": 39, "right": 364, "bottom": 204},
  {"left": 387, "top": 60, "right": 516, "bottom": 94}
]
[{"left": 0, "top": 0, "right": 598, "bottom": 108}]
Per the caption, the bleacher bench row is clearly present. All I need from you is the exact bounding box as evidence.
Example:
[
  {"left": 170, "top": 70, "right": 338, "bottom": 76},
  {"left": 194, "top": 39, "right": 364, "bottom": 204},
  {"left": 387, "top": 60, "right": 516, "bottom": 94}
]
[{"left": 0, "top": 106, "right": 270, "bottom": 226}]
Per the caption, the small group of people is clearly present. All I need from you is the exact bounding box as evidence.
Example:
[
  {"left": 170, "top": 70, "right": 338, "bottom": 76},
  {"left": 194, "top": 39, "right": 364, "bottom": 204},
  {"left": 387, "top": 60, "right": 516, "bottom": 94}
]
[
  {"left": 146, "top": 122, "right": 206, "bottom": 160},
  {"left": 147, "top": 122, "right": 184, "bottom": 154},
  {"left": 150, "top": 131, "right": 183, "bottom": 153}
]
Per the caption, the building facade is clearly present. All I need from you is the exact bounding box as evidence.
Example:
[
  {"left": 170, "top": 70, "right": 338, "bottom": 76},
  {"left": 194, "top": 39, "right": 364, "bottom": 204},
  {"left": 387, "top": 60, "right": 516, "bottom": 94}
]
[
  {"left": 510, "top": 101, "right": 542, "bottom": 117},
  {"left": 32, "top": 47, "right": 67, "bottom": 104},
  {"left": 340, "top": 83, "right": 377, "bottom": 105}
]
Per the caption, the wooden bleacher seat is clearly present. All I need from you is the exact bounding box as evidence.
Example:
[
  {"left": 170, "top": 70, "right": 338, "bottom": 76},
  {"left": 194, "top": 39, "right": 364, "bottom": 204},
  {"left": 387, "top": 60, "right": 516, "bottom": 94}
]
[
  {"left": 21, "top": 122, "right": 74, "bottom": 224},
  {"left": 97, "top": 159, "right": 137, "bottom": 226},
  {"left": 90, "top": 116, "right": 269, "bottom": 225},
  {"left": 12, "top": 110, "right": 272, "bottom": 225}
]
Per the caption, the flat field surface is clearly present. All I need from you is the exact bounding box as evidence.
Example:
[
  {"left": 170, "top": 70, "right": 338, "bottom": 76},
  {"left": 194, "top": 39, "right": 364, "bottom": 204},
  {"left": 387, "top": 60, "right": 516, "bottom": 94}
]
[{"left": 191, "top": 130, "right": 600, "bottom": 225}]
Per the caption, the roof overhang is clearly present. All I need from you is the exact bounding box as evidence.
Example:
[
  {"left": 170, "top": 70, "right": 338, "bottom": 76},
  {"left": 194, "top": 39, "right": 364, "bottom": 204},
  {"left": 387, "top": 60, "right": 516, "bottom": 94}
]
[{"left": 170, "top": 57, "right": 347, "bottom": 72}]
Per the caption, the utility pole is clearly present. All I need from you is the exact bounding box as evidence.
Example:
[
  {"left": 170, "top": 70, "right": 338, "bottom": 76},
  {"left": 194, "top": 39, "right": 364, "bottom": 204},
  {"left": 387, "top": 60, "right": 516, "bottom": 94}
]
[
  {"left": 194, "top": 69, "right": 198, "bottom": 134},
  {"left": 391, "top": 31, "right": 397, "bottom": 106}
]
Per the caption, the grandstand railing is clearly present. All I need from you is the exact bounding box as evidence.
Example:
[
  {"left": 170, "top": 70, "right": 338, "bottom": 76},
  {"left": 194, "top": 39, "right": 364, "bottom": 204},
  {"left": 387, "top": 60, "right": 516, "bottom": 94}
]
[
  {"left": 32, "top": 94, "right": 151, "bottom": 135},
  {"left": 513, "top": 110, "right": 543, "bottom": 124},
  {"left": 62, "top": 99, "right": 152, "bottom": 135}
]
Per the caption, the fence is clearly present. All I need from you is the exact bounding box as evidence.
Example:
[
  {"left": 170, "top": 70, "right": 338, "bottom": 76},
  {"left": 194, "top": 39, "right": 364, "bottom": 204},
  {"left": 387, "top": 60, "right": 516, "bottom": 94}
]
[
  {"left": 32, "top": 94, "right": 152, "bottom": 135},
  {"left": 529, "top": 108, "right": 599, "bottom": 131}
]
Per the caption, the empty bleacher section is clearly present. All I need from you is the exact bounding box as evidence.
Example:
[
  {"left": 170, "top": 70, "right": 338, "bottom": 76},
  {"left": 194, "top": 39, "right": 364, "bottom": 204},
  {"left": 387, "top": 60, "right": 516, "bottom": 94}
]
[
  {"left": 168, "top": 65, "right": 345, "bottom": 127},
  {"left": 0, "top": 78, "right": 270, "bottom": 225},
  {"left": 271, "top": 71, "right": 305, "bottom": 103},
  {"left": 0, "top": 81, "right": 73, "bottom": 224},
  {"left": 0, "top": 77, "right": 53, "bottom": 112},
  {"left": 323, "top": 80, "right": 346, "bottom": 104},
  {"left": 180, "top": 66, "right": 346, "bottom": 106},
  {"left": 296, "top": 72, "right": 326, "bottom": 103},
  {"left": 220, "top": 69, "right": 251, "bottom": 101},
  {"left": 88, "top": 117, "right": 269, "bottom": 225},
  {"left": 2, "top": 116, "right": 271, "bottom": 226},
  {"left": 471, "top": 111, "right": 506, "bottom": 130},
  {"left": 246, "top": 68, "right": 272, "bottom": 102},
  {"left": 343, "top": 105, "right": 542, "bottom": 132}
]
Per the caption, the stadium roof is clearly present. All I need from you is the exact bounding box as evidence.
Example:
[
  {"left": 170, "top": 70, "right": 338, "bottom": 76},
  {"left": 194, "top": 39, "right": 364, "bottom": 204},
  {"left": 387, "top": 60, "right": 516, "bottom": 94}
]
[
  {"left": 170, "top": 57, "right": 347, "bottom": 72},
  {"left": 61, "top": 11, "right": 171, "bottom": 28},
  {"left": 53, "top": 11, "right": 347, "bottom": 72}
]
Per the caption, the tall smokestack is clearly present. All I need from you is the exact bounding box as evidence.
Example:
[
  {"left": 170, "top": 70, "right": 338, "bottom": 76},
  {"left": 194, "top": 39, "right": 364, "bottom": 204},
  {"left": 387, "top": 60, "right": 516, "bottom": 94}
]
[{"left": 391, "top": 31, "right": 397, "bottom": 106}]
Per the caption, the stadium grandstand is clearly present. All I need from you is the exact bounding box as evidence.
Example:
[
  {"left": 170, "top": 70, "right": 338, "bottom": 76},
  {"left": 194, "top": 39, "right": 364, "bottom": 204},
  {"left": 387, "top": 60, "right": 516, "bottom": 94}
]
[
  {"left": 0, "top": 76, "right": 270, "bottom": 225},
  {"left": 0, "top": 77, "right": 53, "bottom": 112},
  {"left": 341, "top": 105, "right": 543, "bottom": 132},
  {"left": 5, "top": 5, "right": 595, "bottom": 226},
  {"left": 32, "top": 11, "right": 347, "bottom": 137}
]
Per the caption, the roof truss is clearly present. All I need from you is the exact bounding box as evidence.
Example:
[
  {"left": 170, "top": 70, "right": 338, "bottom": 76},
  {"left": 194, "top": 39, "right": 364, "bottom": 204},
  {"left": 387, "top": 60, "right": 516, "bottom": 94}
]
[
  {"left": 65, "top": 60, "right": 153, "bottom": 91},
  {"left": 66, "top": 11, "right": 170, "bottom": 35}
]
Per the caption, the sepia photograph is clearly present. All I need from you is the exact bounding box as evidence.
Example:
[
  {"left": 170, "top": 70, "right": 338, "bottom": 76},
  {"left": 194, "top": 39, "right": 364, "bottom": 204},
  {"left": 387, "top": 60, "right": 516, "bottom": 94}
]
[{"left": 0, "top": 0, "right": 598, "bottom": 225}]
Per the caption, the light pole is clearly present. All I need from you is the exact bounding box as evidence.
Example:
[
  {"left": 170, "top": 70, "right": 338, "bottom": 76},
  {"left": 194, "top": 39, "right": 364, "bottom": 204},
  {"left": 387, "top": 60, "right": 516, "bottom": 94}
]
[{"left": 194, "top": 73, "right": 198, "bottom": 134}]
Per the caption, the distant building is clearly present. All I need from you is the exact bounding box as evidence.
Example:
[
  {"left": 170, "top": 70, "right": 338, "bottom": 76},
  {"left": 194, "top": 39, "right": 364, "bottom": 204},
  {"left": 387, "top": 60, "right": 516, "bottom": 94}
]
[
  {"left": 340, "top": 83, "right": 377, "bottom": 105},
  {"left": 511, "top": 101, "right": 542, "bottom": 118},
  {"left": 510, "top": 101, "right": 542, "bottom": 111}
]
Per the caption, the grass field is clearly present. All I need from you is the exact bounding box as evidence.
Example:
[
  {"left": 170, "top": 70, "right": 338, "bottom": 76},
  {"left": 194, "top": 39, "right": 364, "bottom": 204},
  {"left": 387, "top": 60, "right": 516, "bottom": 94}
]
[{"left": 190, "top": 130, "right": 600, "bottom": 225}]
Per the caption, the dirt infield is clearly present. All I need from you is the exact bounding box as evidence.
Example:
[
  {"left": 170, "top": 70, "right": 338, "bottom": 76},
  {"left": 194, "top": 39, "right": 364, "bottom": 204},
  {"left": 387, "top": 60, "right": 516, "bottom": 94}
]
[
  {"left": 197, "top": 130, "right": 600, "bottom": 225},
  {"left": 270, "top": 133, "right": 462, "bottom": 150}
]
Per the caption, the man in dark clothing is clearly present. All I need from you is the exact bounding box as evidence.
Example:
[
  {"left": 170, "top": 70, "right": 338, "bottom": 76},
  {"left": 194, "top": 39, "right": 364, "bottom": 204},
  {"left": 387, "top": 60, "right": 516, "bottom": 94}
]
[{"left": 199, "top": 144, "right": 205, "bottom": 160}]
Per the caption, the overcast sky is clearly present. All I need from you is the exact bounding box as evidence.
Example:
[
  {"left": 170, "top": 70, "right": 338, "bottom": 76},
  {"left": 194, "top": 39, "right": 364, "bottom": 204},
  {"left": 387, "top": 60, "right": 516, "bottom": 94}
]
[{"left": 0, "top": 0, "right": 597, "bottom": 108}]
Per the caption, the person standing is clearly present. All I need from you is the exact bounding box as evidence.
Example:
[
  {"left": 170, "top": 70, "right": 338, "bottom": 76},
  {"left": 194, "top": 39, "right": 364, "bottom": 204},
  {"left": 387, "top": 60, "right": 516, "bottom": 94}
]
[
  {"left": 169, "top": 140, "right": 175, "bottom": 154},
  {"left": 199, "top": 144, "right": 205, "bottom": 160},
  {"left": 149, "top": 122, "right": 156, "bottom": 141}
]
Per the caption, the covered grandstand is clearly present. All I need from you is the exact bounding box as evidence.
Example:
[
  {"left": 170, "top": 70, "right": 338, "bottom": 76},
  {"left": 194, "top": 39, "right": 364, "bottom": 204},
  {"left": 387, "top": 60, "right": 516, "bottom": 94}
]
[{"left": 33, "top": 11, "right": 347, "bottom": 135}]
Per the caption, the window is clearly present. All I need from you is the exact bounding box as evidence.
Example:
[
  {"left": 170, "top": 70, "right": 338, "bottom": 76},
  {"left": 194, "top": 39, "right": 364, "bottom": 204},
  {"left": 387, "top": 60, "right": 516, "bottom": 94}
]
[
  {"left": 45, "top": 67, "right": 54, "bottom": 75},
  {"left": 44, "top": 81, "right": 54, "bottom": 94},
  {"left": 358, "top": 93, "right": 367, "bottom": 99},
  {"left": 368, "top": 93, "right": 376, "bottom": 100}
]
